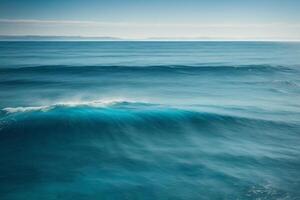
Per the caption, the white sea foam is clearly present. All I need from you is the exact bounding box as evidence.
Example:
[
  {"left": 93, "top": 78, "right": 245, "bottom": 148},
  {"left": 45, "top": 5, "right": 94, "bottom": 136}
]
[
  {"left": 2, "top": 98, "right": 147, "bottom": 114},
  {"left": 3, "top": 106, "right": 50, "bottom": 113}
]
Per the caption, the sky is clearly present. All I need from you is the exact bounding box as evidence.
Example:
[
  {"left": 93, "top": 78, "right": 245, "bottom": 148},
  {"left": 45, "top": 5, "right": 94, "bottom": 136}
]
[{"left": 0, "top": 0, "right": 300, "bottom": 40}]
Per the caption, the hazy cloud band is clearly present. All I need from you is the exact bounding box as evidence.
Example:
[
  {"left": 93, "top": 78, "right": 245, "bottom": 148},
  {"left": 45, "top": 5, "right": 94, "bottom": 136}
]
[{"left": 1, "top": 19, "right": 299, "bottom": 28}]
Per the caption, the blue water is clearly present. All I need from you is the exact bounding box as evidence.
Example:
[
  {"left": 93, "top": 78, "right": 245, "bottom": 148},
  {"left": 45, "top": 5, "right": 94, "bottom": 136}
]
[{"left": 0, "top": 41, "right": 300, "bottom": 199}]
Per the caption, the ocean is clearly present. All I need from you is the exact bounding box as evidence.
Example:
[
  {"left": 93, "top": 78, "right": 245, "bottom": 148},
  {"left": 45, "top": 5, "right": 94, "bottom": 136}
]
[{"left": 0, "top": 41, "right": 300, "bottom": 199}]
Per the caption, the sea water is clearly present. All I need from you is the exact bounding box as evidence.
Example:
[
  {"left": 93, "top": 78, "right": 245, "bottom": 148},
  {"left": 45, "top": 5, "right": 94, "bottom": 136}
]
[{"left": 0, "top": 41, "right": 300, "bottom": 199}]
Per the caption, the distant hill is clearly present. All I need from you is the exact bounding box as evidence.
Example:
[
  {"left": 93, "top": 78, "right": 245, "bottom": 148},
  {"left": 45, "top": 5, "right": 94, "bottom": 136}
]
[{"left": 0, "top": 35, "right": 123, "bottom": 41}]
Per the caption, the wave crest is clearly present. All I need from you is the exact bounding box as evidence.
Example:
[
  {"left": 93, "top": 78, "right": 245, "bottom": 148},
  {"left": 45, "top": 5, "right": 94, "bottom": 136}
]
[
  {"left": 1, "top": 99, "right": 150, "bottom": 114},
  {"left": 0, "top": 64, "right": 296, "bottom": 74}
]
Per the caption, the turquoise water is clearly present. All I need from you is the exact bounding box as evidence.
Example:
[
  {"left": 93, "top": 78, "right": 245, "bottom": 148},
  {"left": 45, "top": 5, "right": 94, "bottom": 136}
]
[{"left": 0, "top": 42, "right": 300, "bottom": 199}]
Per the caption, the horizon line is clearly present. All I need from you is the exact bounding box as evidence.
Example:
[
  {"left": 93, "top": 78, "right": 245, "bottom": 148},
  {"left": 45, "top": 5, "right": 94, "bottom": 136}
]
[{"left": 0, "top": 35, "right": 299, "bottom": 42}]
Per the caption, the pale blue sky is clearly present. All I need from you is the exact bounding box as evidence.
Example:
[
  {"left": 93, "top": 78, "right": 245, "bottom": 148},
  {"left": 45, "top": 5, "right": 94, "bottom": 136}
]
[{"left": 0, "top": 0, "right": 299, "bottom": 40}]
